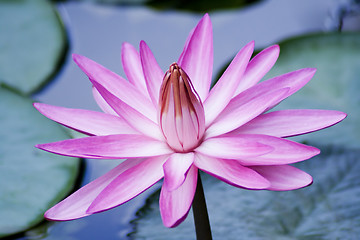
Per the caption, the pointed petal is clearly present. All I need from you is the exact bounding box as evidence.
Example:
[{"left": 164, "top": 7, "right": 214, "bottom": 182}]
[
  {"left": 122, "top": 42, "right": 148, "bottom": 93},
  {"left": 159, "top": 63, "right": 205, "bottom": 152},
  {"left": 92, "top": 87, "right": 117, "bottom": 115},
  {"left": 205, "top": 88, "right": 289, "bottom": 138},
  {"left": 178, "top": 13, "right": 213, "bottom": 102},
  {"left": 194, "top": 154, "right": 270, "bottom": 189},
  {"left": 36, "top": 134, "right": 172, "bottom": 159},
  {"left": 72, "top": 54, "right": 157, "bottom": 122},
  {"left": 159, "top": 87, "right": 183, "bottom": 151},
  {"left": 195, "top": 136, "right": 273, "bottom": 160},
  {"left": 87, "top": 155, "right": 167, "bottom": 214},
  {"left": 34, "top": 103, "right": 137, "bottom": 136},
  {"left": 250, "top": 165, "right": 313, "bottom": 191},
  {"left": 235, "top": 45, "right": 280, "bottom": 95},
  {"left": 226, "top": 134, "right": 320, "bottom": 166},
  {"left": 45, "top": 158, "right": 146, "bottom": 220},
  {"left": 140, "top": 41, "right": 164, "bottom": 106},
  {"left": 163, "top": 153, "right": 194, "bottom": 191},
  {"left": 233, "top": 109, "right": 347, "bottom": 137},
  {"left": 255, "top": 68, "right": 316, "bottom": 111},
  {"left": 204, "top": 41, "right": 254, "bottom": 126},
  {"left": 178, "top": 27, "right": 195, "bottom": 65},
  {"left": 160, "top": 165, "right": 198, "bottom": 228},
  {"left": 92, "top": 81, "right": 164, "bottom": 140},
  {"left": 230, "top": 68, "right": 316, "bottom": 115}
]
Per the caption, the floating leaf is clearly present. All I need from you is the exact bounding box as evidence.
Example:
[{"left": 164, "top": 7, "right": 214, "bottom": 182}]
[
  {"left": 0, "top": 86, "right": 80, "bottom": 237},
  {"left": 266, "top": 32, "right": 360, "bottom": 149},
  {"left": 131, "top": 147, "right": 360, "bottom": 239},
  {"left": 215, "top": 32, "right": 360, "bottom": 148},
  {"left": 0, "top": 0, "right": 67, "bottom": 95}
]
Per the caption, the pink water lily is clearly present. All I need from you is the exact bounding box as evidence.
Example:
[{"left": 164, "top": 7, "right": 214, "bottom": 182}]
[{"left": 35, "top": 13, "right": 346, "bottom": 228}]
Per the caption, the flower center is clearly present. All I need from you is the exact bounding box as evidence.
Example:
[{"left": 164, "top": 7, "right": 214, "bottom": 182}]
[{"left": 159, "top": 63, "right": 205, "bottom": 152}]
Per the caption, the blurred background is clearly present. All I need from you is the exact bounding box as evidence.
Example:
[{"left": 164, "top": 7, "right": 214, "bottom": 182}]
[{"left": 1, "top": 0, "right": 360, "bottom": 239}]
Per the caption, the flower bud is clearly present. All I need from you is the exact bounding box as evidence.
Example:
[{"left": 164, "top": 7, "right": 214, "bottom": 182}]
[{"left": 159, "top": 63, "right": 205, "bottom": 152}]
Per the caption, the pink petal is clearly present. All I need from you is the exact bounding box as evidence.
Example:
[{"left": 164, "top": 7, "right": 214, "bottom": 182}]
[
  {"left": 92, "top": 81, "right": 164, "bottom": 140},
  {"left": 195, "top": 136, "right": 273, "bottom": 160},
  {"left": 159, "top": 88, "right": 183, "bottom": 151},
  {"left": 158, "top": 63, "right": 206, "bottom": 152},
  {"left": 45, "top": 158, "right": 146, "bottom": 220},
  {"left": 234, "top": 45, "right": 280, "bottom": 95},
  {"left": 36, "top": 134, "right": 173, "bottom": 159},
  {"left": 226, "top": 134, "right": 320, "bottom": 166},
  {"left": 140, "top": 41, "right": 164, "bottom": 106},
  {"left": 92, "top": 87, "right": 117, "bottom": 115},
  {"left": 250, "top": 165, "right": 313, "bottom": 191},
  {"left": 163, "top": 153, "right": 194, "bottom": 191},
  {"left": 178, "top": 13, "right": 213, "bottom": 102},
  {"left": 87, "top": 155, "right": 168, "bottom": 214},
  {"left": 204, "top": 41, "right": 254, "bottom": 126},
  {"left": 33, "top": 103, "right": 137, "bottom": 136},
  {"left": 229, "top": 68, "right": 316, "bottom": 114},
  {"left": 122, "top": 42, "right": 148, "bottom": 93},
  {"left": 205, "top": 88, "right": 289, "bottom": 138},
  {"left": 233, "top": 109, "right": 347, "bottom": 137},
  {"left": 178, "top": 27, "right": 195, "bottom": 65},
  {"left": 159, "top": 165, "right": 198, "bottom": 228},
  {"left": 72, "top": 54, "right": 157, "bottom": 122},
  {"left": 257, "top": 68, "right": 317, "bottom": 111},
  {"left": 194, "top": 154, "right": 270, "bottom": 189}
]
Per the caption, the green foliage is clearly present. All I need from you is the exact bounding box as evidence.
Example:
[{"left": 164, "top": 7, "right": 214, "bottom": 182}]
[
  {"left": 0, "top": 86, "right": 80, "bottom": 237},
  {"left": 0, "top": 0, "right": 67, "bottom": 95},
  {"left": 268, "top": 32, "right": 360, "bottom": 149}
]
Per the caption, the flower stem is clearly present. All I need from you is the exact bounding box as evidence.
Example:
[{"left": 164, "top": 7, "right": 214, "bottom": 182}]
[{"left": 192, "top": 171, "right": 212, "bottom": 240}]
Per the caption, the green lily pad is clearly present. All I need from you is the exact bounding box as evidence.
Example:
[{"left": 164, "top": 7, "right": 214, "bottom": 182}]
[
  {"left": 215, "top": 32, "right": 360, "bottom": 148},
  {"left": 0, "top": 0, "right": 67, "bottom": 95},
  {"left": 0, "top": 86, "right": 80, "bottom": 237},
  {"left": 131, "top": 147, "right": 360, "bottom": 239},
  {"left": 267, "top": 32, "right": 360, "bottom": 149}
]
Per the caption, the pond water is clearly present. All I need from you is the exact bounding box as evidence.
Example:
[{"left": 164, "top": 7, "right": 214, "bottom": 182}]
[{"left": 23, "top": 0, "right": 356, "bottom": 239}]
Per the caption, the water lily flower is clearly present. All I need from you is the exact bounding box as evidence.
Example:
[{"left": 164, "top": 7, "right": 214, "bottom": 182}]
[{"left": 35, "top": 13, "right": 346, "bottom": 228}]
